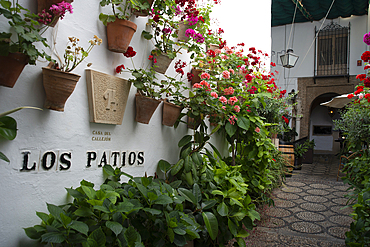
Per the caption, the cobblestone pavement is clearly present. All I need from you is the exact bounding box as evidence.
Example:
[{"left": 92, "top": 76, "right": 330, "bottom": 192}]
[{"left": 243, "top": 155, "right": 353, "bottom": 246}]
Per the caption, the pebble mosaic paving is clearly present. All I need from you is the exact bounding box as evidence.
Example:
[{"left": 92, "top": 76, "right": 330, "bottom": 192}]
[{"left": 242, "top": 155, "right": 354, "bottom": 246}]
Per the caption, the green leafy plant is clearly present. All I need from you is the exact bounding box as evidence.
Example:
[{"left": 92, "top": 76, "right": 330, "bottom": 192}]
[
  {"left": 0, "top": 106, "right": 42, "bottom": 162},
  {"left": 116, "top": 49, "right": 188, "bottom": 101},
  {"left": 99, "top": 0, "right": 130, "bottom": 25},
  {"left": 0, "top": 0, "right": 72, "bottom": 64},
  {"left": 51, "top": 35, "right": 102, "bottom": 72},
  {"left": 340, "top": 150, "right": 370, "bottom": 246},
  {"left": 294, "top": 140, "right": 315, "bottom": 158},
  {"left": 25, "top": 165, "right": 200, "bottom": 246}
]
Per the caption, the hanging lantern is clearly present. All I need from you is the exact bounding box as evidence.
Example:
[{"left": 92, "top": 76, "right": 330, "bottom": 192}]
[{"left": 280, "top": 49, "right": 299, "bottom": 68}]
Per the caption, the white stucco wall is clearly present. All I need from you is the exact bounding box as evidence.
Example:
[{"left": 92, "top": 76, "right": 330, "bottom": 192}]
[
  {"left": 0, "top": 1, "right": 271, "bottom": 246},
  {"left": 271, "top": 15, "right": 369, "bottom": 92}
]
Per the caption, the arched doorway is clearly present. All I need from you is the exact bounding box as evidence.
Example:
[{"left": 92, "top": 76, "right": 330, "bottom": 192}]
[{"left": 309, "top": 93, "right": 341, "bottom": 154}]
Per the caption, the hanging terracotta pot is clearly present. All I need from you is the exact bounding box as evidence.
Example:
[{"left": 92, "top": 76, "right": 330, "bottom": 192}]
[
  {"left": 207, "top": 44, "right": 219, "bottom": 51},
  {"left": 187, "top": 116, "right": 201, "bottom": 130},
  {"left": 0, "top": 52, "right": 29, "bottom": 88},
  {"left": 162, "top": 101, "right": 183, "bottom": 127},
  {"left": 42, "top": 63, "right": 81, "bottom": 111},
  {"left": 178, "top": 21, "right": 190, "bottom": 42},
  {"left": 132, "top": 0, "right": 154, "bottom": 16},
  {"left": 107, "top": 19, "right": 137, "bottom": 53},
  {"left": 37, "top": 0, "right": 74, "bottom": 27},
  {"left": 190, "top": 68, "right": 202, "bottom": 86},
  {"left": 152, "top": 52, "right": 173, "bottom": 74},
  {"left": 135, "top": 93, "right": 161, "bottom": 124}
]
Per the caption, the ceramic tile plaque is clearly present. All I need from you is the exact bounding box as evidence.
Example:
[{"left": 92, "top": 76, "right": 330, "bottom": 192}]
[{"left": 86, "top": 69, "right": 131, "bottom": 125}]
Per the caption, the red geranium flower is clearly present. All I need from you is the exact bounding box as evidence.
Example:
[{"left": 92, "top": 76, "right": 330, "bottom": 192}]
[
  {"left": 123, "top": 46, "right": 136, "bottom": 58},
  {"left": 115, "top": 64, "right": 125, "bottom": 73},
  {"left": 356, "top": 74, "right": 366, "bottom": 81},
  {"left": 347, "top": 94, "right": 354, "bottom": 99},
  {"left": 365, "top": 77, "right": 370, "bottom": 87},
  {"left": 361, "top": 51, "right": 370, "bottom": 62}
]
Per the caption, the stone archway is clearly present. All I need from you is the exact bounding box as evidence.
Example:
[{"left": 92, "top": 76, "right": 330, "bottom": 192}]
[{"left": 297, "top": 76, "right": 358, "bottom": 138}]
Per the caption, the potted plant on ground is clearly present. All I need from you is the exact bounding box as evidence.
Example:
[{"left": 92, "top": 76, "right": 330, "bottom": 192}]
[
  {"left": 99, "top": 0, "right": 138, "bottom": 53},
  {"left": 0, "top": 0, "right": 72, "bottom": 88},
  {"left": 294, "top": 139, "right": 315, "bottom": 170},
  {"left": 43, "top": 35, "right": 102, "bottom": 111}
]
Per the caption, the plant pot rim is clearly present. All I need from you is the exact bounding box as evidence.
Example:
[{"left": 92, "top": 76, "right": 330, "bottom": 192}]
[
  {"left": 107, "top": 18, "right": 137, "bottom": 31},
  {"left": 42, "top": 66, "right": 81, "bottom": 77},
  {"left": 163, "top": 100, "right": 183, "bottom": 109},
  {"left": 135, "top": 93, "right": 161, "bottom": 102}
]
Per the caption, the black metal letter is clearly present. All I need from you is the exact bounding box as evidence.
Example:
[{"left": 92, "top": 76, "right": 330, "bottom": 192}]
[
  {"left": 137, "top": 152, "right": 144, "bottom": 166},
  {"left": 86, "top": 151, "right": 97, "bottom": 168},
  {"left": 42, "top": 151, "right": 56, "bottom": 170},
  {"left": 20, "top": 151, "right": 36, "bottom": 171},
  {"left": 60, "top": 152, "right": 72, "bottom": 170}
]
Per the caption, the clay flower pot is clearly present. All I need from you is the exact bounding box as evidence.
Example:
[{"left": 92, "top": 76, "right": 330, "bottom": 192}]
[
  {"left": 178, "top": 21, "right": 190, "bottom": 42},
  {"left": 152, "top": 52, "right": 173, "bottom": 74},
  {"left": 42, "top": 64, "right": 81, "bottom": 111},
  {"left": 132, "top": 0, "right": 154, "bottom": 16},
  {"left": 107, "top": 19, "right": 137, "bottom": 53},
  {"left": 187, "top": 116, "right": 201, "bottom": 130},
  {"left": 191, "top": 68, "right": 202, "bottom": 86},
  {"left": 37, "top": 0, "right": 74, "bottom": 27},
  {"left": 162, "top": 101, "right": 183, "bottom": 127},
  {"left": 0, "top": 52, "right": 29, "bottom": 88},
  {"left": 135, "top": 93, "right": 161, "bottom": 124},
  {"left": 207, "top": 44, "right": 219, "bottom": 51}
]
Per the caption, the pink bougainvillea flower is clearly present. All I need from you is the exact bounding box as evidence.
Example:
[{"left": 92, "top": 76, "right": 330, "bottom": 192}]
[
  {"left": 364, "top": 32, "right": 370, "bottom": 45},
  {"left": 49, "top": 1, "right": 73, "bottom": 20},
  {"left": 200, "top": 72, "right": 210, "bottom": 79},
  {"left": 194, "top": 33, "right": 205, "bottom": 43},
  {"left": 221, "top": 55, "right": 229, "bottom": 60},
  {"left": 215, "top": 49, "right": 222, "bottom": 54},
  {"left": 222, "top": 106, "right": 226, "bottom": 110},
  {"left": 229, "top": 68, "right": 235, "bottom": 74},
  {"left": 234, "top": 105, "right": 240, "bottom": 112},
  {"left": 222, "top": 70, "right": 230, "bottom": 79},
  {"left": 185, "top": 29, "right": 196, "bottom": 38},
  {"left": 211, "top": 92, "right": 218, "bottom": 98},
  {"left": 219, "top": 96, "right": 227, "bottom": 104},
  {"left": 255, "top": 127, "right": 260, "bottom": 133},
  {"left": 162, "top": 28, "right": 172, "bottom": 34}
]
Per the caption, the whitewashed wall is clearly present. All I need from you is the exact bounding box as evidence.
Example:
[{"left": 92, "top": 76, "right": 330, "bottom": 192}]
[
  {"left": 0, "top": 1, "right": 271, "bottom": 246},
  {"left": 271, "top": 15, "right": 368, "bottom": 92}
]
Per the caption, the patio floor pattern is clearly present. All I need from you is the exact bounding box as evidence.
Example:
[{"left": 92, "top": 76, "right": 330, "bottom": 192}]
[{"left": 242, "top": 155, "right": 353, "bottom": 247}]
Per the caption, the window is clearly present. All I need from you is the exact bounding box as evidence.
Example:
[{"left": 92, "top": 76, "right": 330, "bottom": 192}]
[
  {"left": 315, "top": 23, "right": 349, "bottom": 76},
  {"left": 313, "top": 126, "right": 332, "bottom": 135}
]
